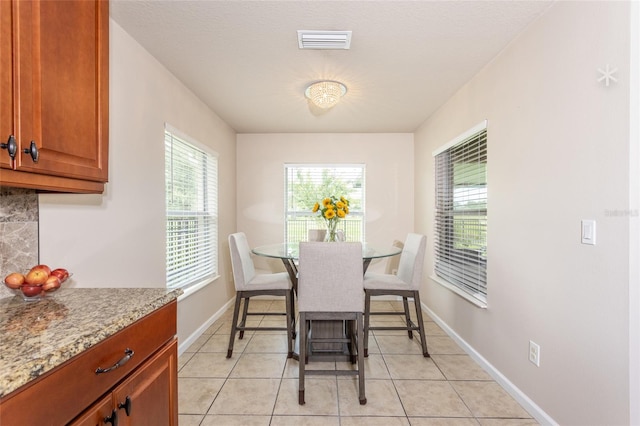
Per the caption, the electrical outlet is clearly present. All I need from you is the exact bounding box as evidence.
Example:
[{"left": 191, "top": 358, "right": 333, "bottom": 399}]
[{"left": 529, "top": 340, "right": 540, "bottom": 367}]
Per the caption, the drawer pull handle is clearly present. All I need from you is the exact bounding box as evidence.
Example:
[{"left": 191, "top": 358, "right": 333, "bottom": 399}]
[
  {"left": 118, "top": 396, "right": 132, "bottom": 416},
  {"left": 23, "top": 140, "right": 39, "bottom": 163},
  {"left": 95, "top": 348, "right": 135, "bottom": 374},
  {"left": 104, "top": 409, "right": 118, "bottom": 425},
  {"left": 1, "top": 135, "right": 17, "bottom": 160}
]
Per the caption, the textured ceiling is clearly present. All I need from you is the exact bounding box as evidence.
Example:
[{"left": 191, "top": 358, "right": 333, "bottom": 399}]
[{"left": 110, "top": 1, "right": 552, "bottom": 133}]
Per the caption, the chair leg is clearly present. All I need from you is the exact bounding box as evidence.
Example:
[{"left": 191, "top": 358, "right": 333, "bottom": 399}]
[
  {"left": 348, "top": 319, "right": 357, "bottom": 364},
  {"left": 402, "top": 296, "right": 413, "bottom": 339},
  {"left": 285, "top": 290, "right": 293, "bottom": 358},
  {"left": 290, "top": 288, "right": 297, "bottom": 339},
  {"left": 356, "top": 312, "right": 367, "bottom": 405},
  {"left": 239, "top": 297, "right": 250, "bottom": 339},
  {"left": 363, "top": 290, "right": 371, "bottom": 357},
  {"left": 227, "top": 293, "right": 242, "bottom": 358},
  {"left": 413, "top": 291, "right": 429, "bottom": 357},
  {"left": 298, "top": 312, "right": 307, "bottom": 405}
]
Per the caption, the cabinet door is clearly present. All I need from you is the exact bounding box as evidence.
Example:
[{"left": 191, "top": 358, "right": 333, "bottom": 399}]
[
  {"left": 112, "top": 340, "right": 178, "bottom": 426},
  {"left": 0, "top": 0, "right": 16, "bottom": 169},
  {"left": 13, "top": 0, "right": 108, "bottom": 182},
  {"left": 70, "top": 394, "right": 115, "bottom": 426}
]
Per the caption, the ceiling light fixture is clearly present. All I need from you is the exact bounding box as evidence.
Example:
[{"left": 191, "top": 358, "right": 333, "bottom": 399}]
[{"left": 304, "top": 80, "right": 347, "bottom": 109}]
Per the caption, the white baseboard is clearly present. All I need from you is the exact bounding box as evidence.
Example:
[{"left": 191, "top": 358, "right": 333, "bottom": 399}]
[
  {"left": 178, "top": 297, "right": 235, "bottom": 356},
  {"left": 422, "top": 303, "right": 557, "bottom": 426}
]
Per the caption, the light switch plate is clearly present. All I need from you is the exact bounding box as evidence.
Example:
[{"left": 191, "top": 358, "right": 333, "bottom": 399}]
[{"left": 581, "top": 220, "right": 596, "bottom": 245}]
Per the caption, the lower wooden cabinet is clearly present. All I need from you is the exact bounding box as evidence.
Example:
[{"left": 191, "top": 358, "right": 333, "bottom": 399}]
[
  {"left": 71, "top": 339, "right": 178, "bottom": 426},
  {"left": 0, "top": 301, "right": 178, "bottom": 425}
]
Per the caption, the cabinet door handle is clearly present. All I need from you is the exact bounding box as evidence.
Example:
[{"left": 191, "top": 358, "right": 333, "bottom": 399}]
[
  {"left": 23, "top": 140, "right": 39, "bottom": 163},
  {"left": 104, "top": 409, "right": 118, "bottom": 426},
  {"left": 95, "top": 348, "right": 135, "bottom": 374},
  {"left": 118, "top": 395, "right": 132, "bottom": 416},
  {"left": 1, "top": 135, "right": 17, "bottom": 160}
]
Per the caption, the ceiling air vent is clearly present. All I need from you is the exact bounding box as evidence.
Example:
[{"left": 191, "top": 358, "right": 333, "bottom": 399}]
[{"left": 297, "top": 30, "right": 352, "bottom": 50}]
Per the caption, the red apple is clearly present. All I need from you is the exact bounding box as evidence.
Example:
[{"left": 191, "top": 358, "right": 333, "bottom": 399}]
[
  {"left": 21, "top": 284, "right": 43, "bottom": 297},
  {"left": 29, "top": 264, "right": 51, "bottom": 276},
  {"left": 42, "top": 275, "right": 61, "bottom": 292},
  {"left": 51, "top": 268, "right": 69, "bottom": 282},
  {"left": 4, "top": 273, "right": 25, "bottom": 289},
  {"left": 25, "top": 269, "right": 48, "bottom": 286}
]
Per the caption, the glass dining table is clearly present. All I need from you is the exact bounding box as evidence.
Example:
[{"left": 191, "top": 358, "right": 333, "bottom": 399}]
[
  {"left": 251, "top": 242, "right": 403, "bottom": 361},
  {"left": 252, "top": 242, "right": 402, "bottom": 289}
]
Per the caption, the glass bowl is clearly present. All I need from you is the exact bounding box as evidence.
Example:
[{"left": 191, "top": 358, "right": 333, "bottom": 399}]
[{"left": 4, "top": 273, "right": 71, "bottom": 302}]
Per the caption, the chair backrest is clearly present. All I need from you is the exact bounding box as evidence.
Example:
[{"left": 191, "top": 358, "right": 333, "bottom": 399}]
[
  {"left": 308, "top": 229, "right": 327, "bottom": 242},
  {"left": 228, "top": 232, "right": 256, "bottom": 291},
  {"left": 396, "top": 233, "right": 427, "bottom": 290},
  {"left": 384, "top": 240, "right": 404, "bottom": 275},
  {"left": 335, "top": 229, "right": 345, "bottom": 242},
  {"left": 298, "top": 242, "right": 364, "bottom": 313}
]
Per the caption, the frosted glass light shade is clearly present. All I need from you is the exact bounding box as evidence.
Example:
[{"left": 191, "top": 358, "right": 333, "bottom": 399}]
[{"left": 304, "top": 80, "right": 347, "bottom": 109}]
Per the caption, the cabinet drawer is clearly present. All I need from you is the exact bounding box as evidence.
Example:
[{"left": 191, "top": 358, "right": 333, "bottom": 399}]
[{"left": 0, "top": 301, "right": 176, "bottom": 425}]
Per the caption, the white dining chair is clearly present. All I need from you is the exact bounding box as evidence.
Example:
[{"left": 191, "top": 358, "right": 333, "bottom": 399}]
[
  {"left": 384, "top": 240, "right": 404, "bottom": 275},
  {"left": 297, "top": 242, "right": 367, "bottom": 405},
  {"left": 363, "top": 233, "right": 429, "bottom": 357},
  {"left": 307, "top": 229, "right": 327, "bottom": 242},
  {"left": 227, "top": 232, "right": 295, "bottom": 358}
]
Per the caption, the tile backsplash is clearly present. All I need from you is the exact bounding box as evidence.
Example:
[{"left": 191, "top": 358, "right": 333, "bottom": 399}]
[{"left": 0, "top": 187, "right": 39, "bottom": 282}]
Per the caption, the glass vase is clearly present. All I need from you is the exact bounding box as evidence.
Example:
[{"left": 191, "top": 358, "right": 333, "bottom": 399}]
[{"left": 325, "top": 220, "right": 339, "bottom": 242}]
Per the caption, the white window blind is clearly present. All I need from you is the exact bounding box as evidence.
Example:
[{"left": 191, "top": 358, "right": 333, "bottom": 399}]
[
  {"left": 284, "top": 164, "right": 365, "bottom": 243},
  {"left": 433, "top": 122, "right": 487, "bottom": 302},
  {"left": 165, "top": 125, "right": 218, "bottom": 290}
]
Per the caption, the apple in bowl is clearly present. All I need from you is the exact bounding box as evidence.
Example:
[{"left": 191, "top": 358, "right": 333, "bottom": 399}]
[
  {"left": 50, "top": 268, "right": 70, "bottom": 283},
  {"left": 21, "top": 283, "right": 44, "bottom": 298},
  {"left": 30, "top": 264, "right": 51, "bottom": 276},
  {"left": 25, "top": 268, "right": 48, "bottom": 286},
  {"left": 42, "top": 275, "right": 61, "bottom": 292},
  {"left": 4, "top": 272, "right": 25, "bottom": 289}
]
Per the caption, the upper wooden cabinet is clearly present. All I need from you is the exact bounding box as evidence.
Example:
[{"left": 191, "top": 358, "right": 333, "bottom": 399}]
[{"left": 0, "top": 0, "right": 109, "bottom": 193}]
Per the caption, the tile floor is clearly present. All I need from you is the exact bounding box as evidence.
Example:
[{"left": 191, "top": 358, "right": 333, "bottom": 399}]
[{"left": 177, "top": 299, "right": 539, "bottom": 425}]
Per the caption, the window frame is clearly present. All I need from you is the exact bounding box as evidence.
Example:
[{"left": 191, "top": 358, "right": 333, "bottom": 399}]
[
  {"left": 432, "top": 120, "right": 488, "bottom": 308},
  {"left": 284, "top": 163, "right": 366, "bottom": 244},
  {"left": 164, "top": 123, "right": 219, "bottom": 291}
]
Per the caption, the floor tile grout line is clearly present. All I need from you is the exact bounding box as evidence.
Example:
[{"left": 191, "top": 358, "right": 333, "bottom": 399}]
[
  {"left": 204, "top": 330, "right": 254, "bottom": 419},
  {"left": 179, "top": 304, "right": 539, "bottom": 425}
]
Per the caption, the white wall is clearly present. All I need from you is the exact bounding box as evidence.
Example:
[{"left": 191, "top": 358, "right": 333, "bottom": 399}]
[
  {"left": 38, "top": 20, "right": 238, "bottom": 345},
  {"left": 32, "top": 4, "right": 639, "bottom": 423},
  {"left": 415, "top": 2, "right": 633, "bottom": 424},
  {"left": 236, "top": 133, "right": 414, "bottom": 274}
]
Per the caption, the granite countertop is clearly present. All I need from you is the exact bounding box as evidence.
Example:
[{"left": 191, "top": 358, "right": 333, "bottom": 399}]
[{"left": 0, "top": 287, "right": 182, "bottom": 398}]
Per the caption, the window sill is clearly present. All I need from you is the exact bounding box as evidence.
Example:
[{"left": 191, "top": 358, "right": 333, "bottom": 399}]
[
  {"left": 430, "top": 274, "right": 487, "bottom": 308},
  {"left": 176, "top": 275, "right": 220, "bottom": 302}
]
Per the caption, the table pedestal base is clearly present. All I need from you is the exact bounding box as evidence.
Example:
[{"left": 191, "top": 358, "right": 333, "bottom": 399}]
[{"left": 293, "top": 319, "right": 356, "bottom": 363}]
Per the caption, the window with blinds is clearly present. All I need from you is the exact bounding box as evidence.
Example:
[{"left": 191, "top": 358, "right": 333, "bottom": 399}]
[
  {"left": 284, "top": 164, "right": 365, "bottom": 243},
  {"left": 165, "top": 125, "right": 218, "bottom": 290},
  {"left": 433, "top": 121, "right": 487, "bottom": 304}
]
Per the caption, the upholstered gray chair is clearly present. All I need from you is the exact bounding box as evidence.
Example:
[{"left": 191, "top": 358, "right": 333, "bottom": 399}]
[
  {"left": 297, "top": 242, "right": 366, "bottom": 405},
  {"left": 227, "top": 232, "right": 294, "bottom": 358},
  {"left": 363, "top": 233, "right": 429, "bottom": 357}
]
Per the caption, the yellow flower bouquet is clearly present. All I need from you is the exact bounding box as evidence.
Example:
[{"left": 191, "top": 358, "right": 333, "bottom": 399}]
[{"left": 312, "top": 196, "right": 350, "bottom": 242}]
